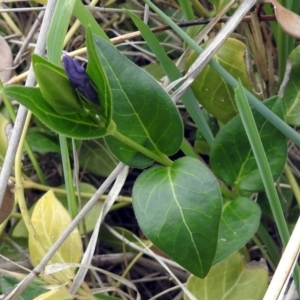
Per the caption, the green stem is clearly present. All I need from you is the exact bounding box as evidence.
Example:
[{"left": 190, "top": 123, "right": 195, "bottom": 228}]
[
  {"left": 257, "top": 223, "right": 280, "bottom": 267},
  {"left": 190, "top": 0, "right": 211, "bottom": 17},
  {"left": 252, "top": 234, "right": 276, "bottom": 272},
  {"left": 284, "top": 164, "right": 300, "bottom": 207},
  {"left": 178, "top": 0, "right": 194, "bottom": 20},
  {"left": 235, "top": 82, "right": 290, "bottom": 244},
  {"left": 235, "top": 81, "right": 300, "bottom": 291},
  {"left": 109, "top": 129, "right": 173, "bottom": 167},
  {"left": 59, "top": 135, "right": 77, "bottom": 218}
]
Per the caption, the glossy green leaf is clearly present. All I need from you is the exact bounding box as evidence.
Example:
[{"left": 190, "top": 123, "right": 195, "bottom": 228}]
[
  {"left": 185, "top": 252, "right": 268, "bottom": 300},
  {"left": 187, "top": 38, "right": 253, "bottom": 123},
  {"left": 214, "top": 197, "right": 261, "bottom": 264},
  {"left": 3, "top": 86, "right": 107, "bottom": 139},
  {"left": 79, "top": 139, "right": 118, "bottom": 177},
  {"left": 282, "top": 45, "right": 300, "bottom": 125},
  {"left": 86, "top": 28, "right": 112, "bottom": 128},
  {"left": 211, "top": 97, "right": 287, "bottom": 192},
  {"left": 92, "top": 35, "right": 183, "bottom": 168},
  {"left": 132, "top": 157, "right": 222, "bottom": 278},
  {"left": 32, "top": 55, "right": 83, "bottom": 115}
]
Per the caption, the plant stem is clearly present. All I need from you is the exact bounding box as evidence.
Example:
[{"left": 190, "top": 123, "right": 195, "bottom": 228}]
[
  {"left": 284, "top": 164, "right": 300, "bottom": 207},
  {"left": 234, "top": 81, "right": 300, "bottom": 291},
  {"left": 109, "top": 129, "right": 173, "bottom": 167}
]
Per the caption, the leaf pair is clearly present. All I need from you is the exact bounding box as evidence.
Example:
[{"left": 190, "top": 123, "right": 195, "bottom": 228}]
[{"left": 3, "top": 29, "right": 183, "bottom": 168}]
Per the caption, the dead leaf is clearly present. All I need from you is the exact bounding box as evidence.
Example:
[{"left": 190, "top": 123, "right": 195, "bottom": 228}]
[
  {"left": 263, "top": 0, "right": 300, "bottom": 38},
  {"left": 0, "top": 179, "right": 15, "bottom": 224},
  {"left": 0, "top": 35, "right": 13, "bottom": 83}
]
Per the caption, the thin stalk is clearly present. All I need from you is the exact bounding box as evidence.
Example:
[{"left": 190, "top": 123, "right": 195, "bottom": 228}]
[
  {"left": 257, "top": 223, "right": 280, "bottom": 266},
  {"left": 190, "top": 0, "right": 211, "bottom": 17},
  {"left": 59, "top": 136, "right": 77, "bottom": 218},
  {"left": 284, "top": 164, "right": 300, "bottom": 207},
  {"left": 110, "top": 129, "right": 173, "bottom": 167},
  {"left": 252, "top": 234, "right": 276, "bottom": 272},
  {"left": 178, "top": 0, "right": 194, "bottom": 20},
  {"left": 234, "top": 81, "right": 300, "bottom": 290}
]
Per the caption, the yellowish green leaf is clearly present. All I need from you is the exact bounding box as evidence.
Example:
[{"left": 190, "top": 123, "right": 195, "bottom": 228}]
[
  {"left": 28, "top": 190, "right": 82, "bottom": 282},
  {"left": 185, "top": 252, "right": 268, "bottom": 300},
  {"left": 33, "top": 286, "right": 73, "bottom": 300},
  {"left": 187, "top": 38, "right": 252, "bottom": 123}
]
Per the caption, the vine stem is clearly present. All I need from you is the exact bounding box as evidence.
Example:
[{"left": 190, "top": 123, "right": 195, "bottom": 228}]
[{"left": 109, "top": 127, "right": 173, "bottom": 167}]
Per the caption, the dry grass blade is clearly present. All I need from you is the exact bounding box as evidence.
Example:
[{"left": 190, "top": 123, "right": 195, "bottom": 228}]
[{"left": 0, "top": 36, "right": 12, "bottom": 84}]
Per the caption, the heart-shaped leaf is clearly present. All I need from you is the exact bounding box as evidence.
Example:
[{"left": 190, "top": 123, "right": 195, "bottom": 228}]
[
  {"left": 185, "top": 252, "right": 268, "bottom": 300},
  {"left": 187, "top": 38, "right": 253, "bottom": 123},
  {"left": 214, "top": 197, "right": 261, "bottom": 264},
  {"left": 210, "top": 96, "right": 287, "bottom": 192},
  {"left": 92, "top": 35, "right": 183, "bottom": 168},
  {"left": 132, "top": 157, "right": 222, "bottom": 278},
  {"left": 3, "top": 86, "right": 107, "bottom": 139}
]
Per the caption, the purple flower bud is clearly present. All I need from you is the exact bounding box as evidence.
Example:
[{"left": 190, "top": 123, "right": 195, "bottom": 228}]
[{"left": 63, "top": 55, "right": 99, "bottom": 105}]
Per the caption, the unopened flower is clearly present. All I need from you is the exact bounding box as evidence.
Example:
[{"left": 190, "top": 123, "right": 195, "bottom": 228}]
[{"left": 63, "top": 55, "right": 98, "bottom": 105}]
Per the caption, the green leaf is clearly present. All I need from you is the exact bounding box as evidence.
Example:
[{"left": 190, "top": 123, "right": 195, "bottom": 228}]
[
  {"left": 132, "top": 157, "right": 222, "bottom": 278},
  {"left": 32, "top": 54, "right": 83, "bottom": 115},
  {"left": 129, "top": 11, "right": 214, "bottom": 147},
  {"left": 86, "top": 28, "right": 112, "bottom": 128},
  {"left": 79, "top": 139, "right": 118, "bottom": 177},
  {"left": 0, "top": 275, "right": 47, "bottom": 300},
  {"left": 185, "top": 252, "right": 268, "bottom": 300},
  {"left": 46, "top": 0, "right": 76, "bottom": 65},
  {"left": 3, "top": 86, "right": 107, "bottom": 139},
  {"left": 92, "top": 35, "right": 183, "bottom": 168},
  {"left": 210, "top": 97, "right": 287, "bottom": 192},
  {"left": 73, "top": 0, "right": 110, "bottom": 42},
  {"left": 214, "top": 197, "right": 261, "bottom": 264},
  {"left": 282, "top": 45, "right": 300, "bottom": 125},
  {"left": 187, "top": 38, "right": 253, "bottom": 123},
  {"left": 26, "top": 131, "right": 61, "bottom": 153}
]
